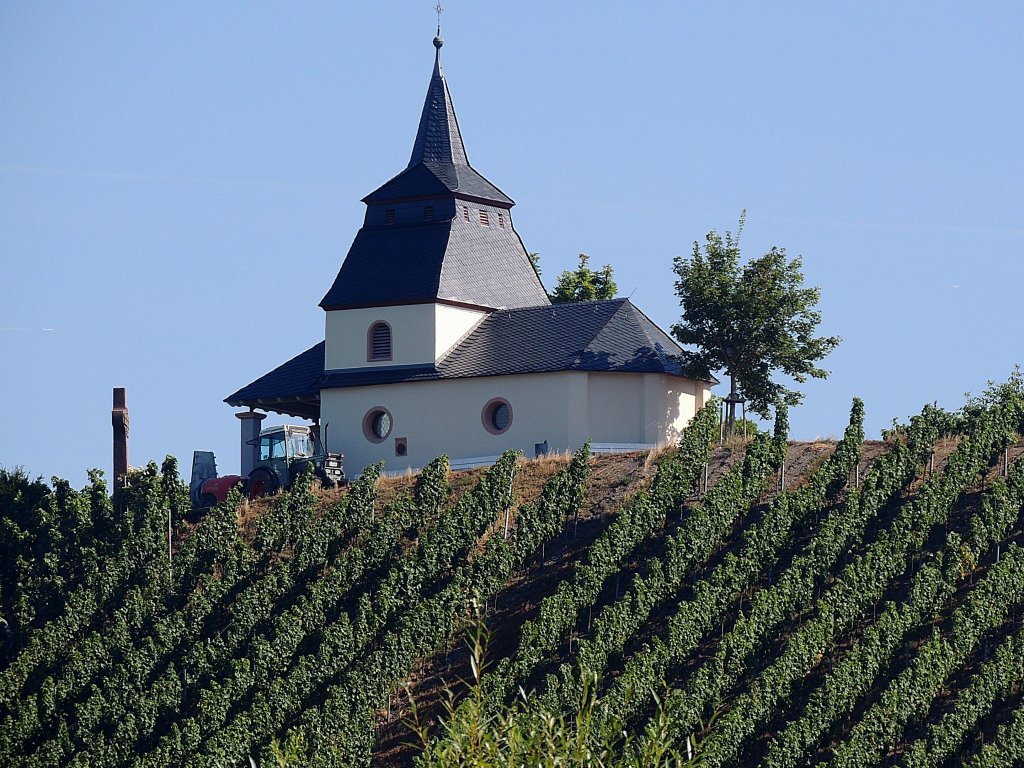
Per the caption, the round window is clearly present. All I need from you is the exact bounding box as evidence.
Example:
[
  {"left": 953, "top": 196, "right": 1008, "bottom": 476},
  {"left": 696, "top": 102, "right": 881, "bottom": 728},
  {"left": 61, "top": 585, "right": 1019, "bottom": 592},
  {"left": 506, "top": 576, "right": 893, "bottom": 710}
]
[
  {"left": 362, "top": 407, "right": 393, "bottom": 443},
  {"left": 491, "top": 403, "right": 510, "bottom": 431},
  {"left": 482, "top": 398, "right": 513, "bottom": 435},
  {"left": 372, "top": 411, "right": 391, "bottom": 438}
]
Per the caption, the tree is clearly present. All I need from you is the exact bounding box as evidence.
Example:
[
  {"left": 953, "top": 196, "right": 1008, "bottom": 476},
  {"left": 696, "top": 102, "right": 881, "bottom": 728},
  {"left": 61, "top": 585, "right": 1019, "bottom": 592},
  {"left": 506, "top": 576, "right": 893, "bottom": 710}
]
[
  {"left": 550, "top": 253, "right": 618, "bottom": 304},
  {"left": 528, "top": 252, "right": 541, "bottom": 277},
  {"left": 672, "top": 215, "right": 840, "bottom": 431}
]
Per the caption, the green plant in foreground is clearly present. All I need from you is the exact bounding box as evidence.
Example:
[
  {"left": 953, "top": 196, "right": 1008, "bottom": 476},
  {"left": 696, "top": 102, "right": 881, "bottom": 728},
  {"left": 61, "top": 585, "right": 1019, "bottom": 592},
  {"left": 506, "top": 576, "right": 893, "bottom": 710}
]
[{"left": 410, "top": 618, "right": 697, "bottom": 768}]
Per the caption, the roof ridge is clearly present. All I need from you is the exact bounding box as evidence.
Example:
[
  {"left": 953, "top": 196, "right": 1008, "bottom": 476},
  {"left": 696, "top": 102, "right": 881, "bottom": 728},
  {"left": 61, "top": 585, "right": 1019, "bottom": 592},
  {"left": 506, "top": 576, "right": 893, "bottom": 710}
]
[
  {"left": 621, "top": 300, "right": 679, "bottom": 369},
  {"left": 570, "top": 301, "right": 625, "bottom": 369},
  {"left": 633, "top": 300, "right": 685, "bottom": 343}
]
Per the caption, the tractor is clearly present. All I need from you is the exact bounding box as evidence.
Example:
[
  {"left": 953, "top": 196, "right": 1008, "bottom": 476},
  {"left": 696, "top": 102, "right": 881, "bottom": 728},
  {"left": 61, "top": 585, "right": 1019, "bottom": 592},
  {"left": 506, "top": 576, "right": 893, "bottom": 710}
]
[{"left": 190, "top": 424, "right": 345, "bottom": 508}]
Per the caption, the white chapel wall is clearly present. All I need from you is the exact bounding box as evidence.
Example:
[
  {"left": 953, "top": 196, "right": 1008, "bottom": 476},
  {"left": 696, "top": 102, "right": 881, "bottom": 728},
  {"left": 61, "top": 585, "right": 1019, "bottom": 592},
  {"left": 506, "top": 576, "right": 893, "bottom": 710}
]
[
  {"left": 433, "top": 304, "right": 488, "bottom": 359},
  {"left": 320, "top": 370, "right": 714, "bottom": 474},
  {"left": 582, "top": 372, "right": 706, "bottom": 446},
  {"left": 646, "top": 374, "right": 704, "bottom": 443},
  {"left": 319, "top": 372, "right": 584, "bottom": 473},
  {"left": 324, "top": 303, "right": 488, "bottom": 370},
  {"left": 586, "top": 372, "right": 645, "bottom": 443}
]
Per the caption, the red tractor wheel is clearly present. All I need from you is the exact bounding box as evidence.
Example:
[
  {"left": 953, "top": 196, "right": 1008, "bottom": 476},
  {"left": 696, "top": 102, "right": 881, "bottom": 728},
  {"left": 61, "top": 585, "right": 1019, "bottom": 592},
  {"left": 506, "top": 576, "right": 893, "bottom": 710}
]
[{"left": 248, "top": 468, "right": 278, "bottom": 498}]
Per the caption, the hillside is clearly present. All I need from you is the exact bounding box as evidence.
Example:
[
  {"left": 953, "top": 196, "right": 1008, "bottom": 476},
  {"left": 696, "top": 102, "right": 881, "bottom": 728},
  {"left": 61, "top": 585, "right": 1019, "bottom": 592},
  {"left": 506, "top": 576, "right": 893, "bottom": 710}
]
[{"left": 1, "top": 385, "right": 1023, "bottom": 768}]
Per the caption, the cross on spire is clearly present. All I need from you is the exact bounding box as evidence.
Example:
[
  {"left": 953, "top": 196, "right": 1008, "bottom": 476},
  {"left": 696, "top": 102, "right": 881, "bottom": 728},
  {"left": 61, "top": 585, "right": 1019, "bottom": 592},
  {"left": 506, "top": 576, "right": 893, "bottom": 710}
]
[{"left": 434, "top": 2, "right": 443, "bottom": 35}]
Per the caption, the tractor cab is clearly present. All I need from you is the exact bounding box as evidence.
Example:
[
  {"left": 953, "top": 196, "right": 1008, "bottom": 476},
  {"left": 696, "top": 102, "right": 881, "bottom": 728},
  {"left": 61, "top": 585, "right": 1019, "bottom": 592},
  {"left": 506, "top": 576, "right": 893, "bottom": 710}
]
[{"left": 247, "top": 424, "right": 345, "bottom": 496}]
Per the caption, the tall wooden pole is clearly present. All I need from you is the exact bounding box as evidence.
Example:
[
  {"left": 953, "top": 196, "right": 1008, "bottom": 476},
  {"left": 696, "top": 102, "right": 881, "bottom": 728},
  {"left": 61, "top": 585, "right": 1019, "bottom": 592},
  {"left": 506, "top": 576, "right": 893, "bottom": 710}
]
[{"left": 112, "top": 388, "right": 129, "bottom": 503}]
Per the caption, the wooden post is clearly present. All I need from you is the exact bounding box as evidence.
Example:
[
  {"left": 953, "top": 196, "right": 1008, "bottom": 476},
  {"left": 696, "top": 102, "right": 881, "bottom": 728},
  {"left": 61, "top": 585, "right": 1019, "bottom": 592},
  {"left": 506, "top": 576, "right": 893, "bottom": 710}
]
[
  {"left": 504, "top": 471, "right": 514, "bottom": 540},
  {"left": 111, "top": 388, "right": 129, "bottom": 504}
]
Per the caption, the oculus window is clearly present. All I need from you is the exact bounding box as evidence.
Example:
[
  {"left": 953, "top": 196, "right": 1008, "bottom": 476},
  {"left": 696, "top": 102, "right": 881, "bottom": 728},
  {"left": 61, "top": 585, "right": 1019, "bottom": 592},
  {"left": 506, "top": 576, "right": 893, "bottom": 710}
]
[
  {"left": 482, "top": 398, "right": 513, "bottom": 435},
  {"left": 362, "top": 407, "right": 393, "bottom": 443}
]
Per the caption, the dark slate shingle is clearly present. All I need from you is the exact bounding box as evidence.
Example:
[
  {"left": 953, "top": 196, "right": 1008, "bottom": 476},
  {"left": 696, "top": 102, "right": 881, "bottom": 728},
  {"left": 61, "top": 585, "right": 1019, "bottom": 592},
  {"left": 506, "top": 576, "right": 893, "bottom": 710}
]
[
  {"left": 437, "top": 299, "right": 694, "bottom": 379},
  {"left": 227, "top": 300, "right": 712, "bottom": 408},
  {"left": 319, "top": 224, "right": 450, "bottom": 309},
  {"left": 225, "top": 342, "right": 325, "bottom": 409},
  {"left": 362, "top": 47, "right": 513, "bottom": 205}
]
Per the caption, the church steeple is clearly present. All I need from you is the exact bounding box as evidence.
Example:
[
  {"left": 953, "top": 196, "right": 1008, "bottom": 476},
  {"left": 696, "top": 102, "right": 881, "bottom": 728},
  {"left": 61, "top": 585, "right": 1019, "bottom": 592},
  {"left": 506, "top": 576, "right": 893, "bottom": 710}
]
[
  {"left": 321, "top": 34, "right": 549, "bottom": 312},
  {"left": 407, "top": 33, "right": 469, "bottom": 169},
  {"left": 362, "top": 36, "right": 513, "bottom": 206}
]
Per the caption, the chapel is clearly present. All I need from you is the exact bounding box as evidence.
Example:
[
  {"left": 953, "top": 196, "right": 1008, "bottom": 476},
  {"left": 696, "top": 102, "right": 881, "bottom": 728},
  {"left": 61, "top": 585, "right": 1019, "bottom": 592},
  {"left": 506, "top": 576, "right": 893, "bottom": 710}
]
[{"left": 226, "top": 34, "right": 714, "bottom": 473}]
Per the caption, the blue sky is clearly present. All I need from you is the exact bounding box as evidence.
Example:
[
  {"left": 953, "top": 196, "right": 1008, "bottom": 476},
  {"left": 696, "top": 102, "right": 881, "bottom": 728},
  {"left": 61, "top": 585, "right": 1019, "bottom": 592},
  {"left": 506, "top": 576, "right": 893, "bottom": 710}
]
[{"left": 2, "top": 2, "right": 1022, "bottom": 484}]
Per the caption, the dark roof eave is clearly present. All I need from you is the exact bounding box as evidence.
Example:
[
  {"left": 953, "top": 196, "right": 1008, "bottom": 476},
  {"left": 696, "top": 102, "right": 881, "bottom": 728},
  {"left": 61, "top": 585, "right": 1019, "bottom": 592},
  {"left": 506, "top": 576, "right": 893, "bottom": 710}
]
[
  {"left": 224, "top": 398, "right": 321, "bottom": 421},
  {"left": 319, "top": 297, "right": 498, "bottom": 313},
  {"left": 318, "top": 363, "right": 713, "bottom": 391},
  {"left": 360, "top": 190, "right": 515, "bottom": 209},
  {"left": 224, "top": 394, "right": 321, "bottom": 407}
]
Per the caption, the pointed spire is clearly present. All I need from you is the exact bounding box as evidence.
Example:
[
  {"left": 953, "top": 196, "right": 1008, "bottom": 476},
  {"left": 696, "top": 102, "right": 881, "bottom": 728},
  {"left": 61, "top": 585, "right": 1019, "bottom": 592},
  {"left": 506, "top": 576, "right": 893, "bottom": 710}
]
[
  {"left": 408, "top": 33, "right": 469, "bottom": 169},
  {"left": 361, "top": 33, "right": 513, "bottom": 205}
]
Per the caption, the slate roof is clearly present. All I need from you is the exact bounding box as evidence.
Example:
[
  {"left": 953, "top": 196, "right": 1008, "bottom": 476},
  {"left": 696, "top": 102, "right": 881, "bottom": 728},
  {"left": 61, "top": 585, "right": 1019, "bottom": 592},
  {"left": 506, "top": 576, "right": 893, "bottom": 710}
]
[
  {"left": 227, "top": 299, "right": 712, "bottom": 411},
  {"left": 363, "top": 40, "right": 513, "bottom": 206},
  {"left": 319, "top": 215, "right": 548, "bottom": 310},
  {"left": 319, "top": 37, "right": 548, "bottom": 312},
  {"left": 224, "top": 342, "right": 324, "bottom": 419},
  {"left": 439, "top": 299, "right": 705, "bottom": 379},
  {"left": 317, "top": 299, "right": 714, "bottom": 390},
  {"left": 320, "top": 224, "right": 450, "bottom": 307}
]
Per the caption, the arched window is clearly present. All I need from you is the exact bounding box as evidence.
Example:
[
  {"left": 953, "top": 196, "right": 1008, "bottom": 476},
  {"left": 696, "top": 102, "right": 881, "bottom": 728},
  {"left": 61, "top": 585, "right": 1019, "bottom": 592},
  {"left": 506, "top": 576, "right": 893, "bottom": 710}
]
[{"left": 367, "top": 321, "right": 392, "bottom": 361}]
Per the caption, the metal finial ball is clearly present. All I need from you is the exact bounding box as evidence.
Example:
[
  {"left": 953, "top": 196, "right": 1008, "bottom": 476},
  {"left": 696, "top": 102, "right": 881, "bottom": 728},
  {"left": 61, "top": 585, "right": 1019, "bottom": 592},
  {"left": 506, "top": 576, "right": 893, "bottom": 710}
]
[{"left": 433, "top": 35, "right": 444, "bottom": 49}]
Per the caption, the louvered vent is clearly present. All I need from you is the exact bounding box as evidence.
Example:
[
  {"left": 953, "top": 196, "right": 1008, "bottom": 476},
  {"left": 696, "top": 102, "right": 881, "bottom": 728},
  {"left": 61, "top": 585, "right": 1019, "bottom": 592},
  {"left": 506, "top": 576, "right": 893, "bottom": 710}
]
[
  {"left": 385, "top": 209, "right": 396, "bottom": 225},
  {"left": 368, "top": 322, "right": 392, "bottom": 361},
  {"left": 479, "top": 209, "right": 489, "bottom": 226}
]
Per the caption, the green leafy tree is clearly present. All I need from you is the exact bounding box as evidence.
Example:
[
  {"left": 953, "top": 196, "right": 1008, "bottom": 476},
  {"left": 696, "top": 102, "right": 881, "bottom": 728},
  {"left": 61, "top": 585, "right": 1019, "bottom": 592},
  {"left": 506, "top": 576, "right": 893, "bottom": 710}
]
[
  {"left": 527, "top": 252, "right": 541, "bottom": 277},
  {"left": 550, "top": 253, "right": 618, "bottom": 304},
  {"left": 672, "top": 214, "right": 839, "bottom": 430}
]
